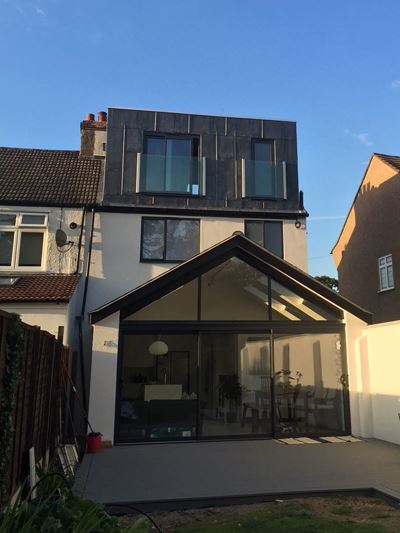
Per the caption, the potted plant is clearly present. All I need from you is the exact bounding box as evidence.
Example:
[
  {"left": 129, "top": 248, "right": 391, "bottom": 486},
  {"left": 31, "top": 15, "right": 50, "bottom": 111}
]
[{"left": 219, "top": 374, "right": 242, "bottom": 423}]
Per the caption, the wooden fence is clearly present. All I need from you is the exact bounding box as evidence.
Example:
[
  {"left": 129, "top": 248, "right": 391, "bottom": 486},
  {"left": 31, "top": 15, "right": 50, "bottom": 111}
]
[{"left": 0, "top": 309, "right": 71, "bottom": 499}]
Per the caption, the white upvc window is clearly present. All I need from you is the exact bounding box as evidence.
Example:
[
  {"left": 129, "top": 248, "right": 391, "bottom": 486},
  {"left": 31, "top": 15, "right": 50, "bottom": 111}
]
[
  {"left": 0, "top": 212, "right": 48, "bottom": 271},
  {"left": 378, "top": 254, "right": 394, "bottom": 291}
]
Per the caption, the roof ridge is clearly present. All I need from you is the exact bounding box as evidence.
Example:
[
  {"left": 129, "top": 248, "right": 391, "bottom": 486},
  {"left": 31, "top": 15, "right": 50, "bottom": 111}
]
[
  {"left": 374, "top": 153, "right": 400, "bottom": 172},
  {"left": 332, "top": 152, "right": 400, "bottom": 254},
  {"left": 0, "top": 146, "right": 102, "bottom": 205},
  {"left": 0, "top": 146, "right": 80, "bottom": 154},
  {"left": 0, "top": 273, "right": 80, "bottom": 277},
  {"left": 373, "top": 151, "right": 400, "bottom": 158}
]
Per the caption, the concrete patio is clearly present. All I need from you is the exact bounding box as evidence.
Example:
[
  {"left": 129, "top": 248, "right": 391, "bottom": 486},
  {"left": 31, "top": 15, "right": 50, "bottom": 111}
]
[{"left": 74, "top": 438, "right": 400, "bottom": 511}]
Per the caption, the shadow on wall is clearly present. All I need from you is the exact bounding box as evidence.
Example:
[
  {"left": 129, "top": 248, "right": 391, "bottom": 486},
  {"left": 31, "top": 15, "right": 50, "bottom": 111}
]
[
  {"left": 335, "top": 172, "right": 400, "bottom": 323},
  {"left": 85, "top": 213, "right": 172, "bottom": 313},
  {"left": 350, "top": 390, "right": 400, "bottom": 446},
  {"left": 349, "top": 320, "right": 400, "bottom": 446}
]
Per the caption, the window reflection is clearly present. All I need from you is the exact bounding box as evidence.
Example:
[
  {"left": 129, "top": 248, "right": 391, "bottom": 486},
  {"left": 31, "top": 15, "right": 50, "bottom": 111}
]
[{"left": 274, "top": 333, "right": 346, "bottom": 437}]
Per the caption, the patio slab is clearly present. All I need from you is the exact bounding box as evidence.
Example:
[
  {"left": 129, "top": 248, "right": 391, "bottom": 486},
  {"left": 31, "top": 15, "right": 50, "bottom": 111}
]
[{"left": 74, "top": 438, "right": 400, "bottom": 510}]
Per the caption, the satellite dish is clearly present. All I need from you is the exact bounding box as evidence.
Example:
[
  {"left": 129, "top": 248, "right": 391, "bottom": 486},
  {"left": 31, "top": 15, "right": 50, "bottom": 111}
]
[{"left": 55, "top": 229, "right": 68, "bottom": 247}]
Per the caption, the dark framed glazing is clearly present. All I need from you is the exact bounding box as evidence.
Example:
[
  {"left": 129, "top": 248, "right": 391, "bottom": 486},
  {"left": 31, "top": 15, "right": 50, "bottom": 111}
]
[
  {"left": 115, "top": 323, "right": 350, "bottom": 444},
  {"left": 141, "top": 134, "right": 200, "bottom": 195},
  {"left": 245, "top": 220, "right": 284, "bottom": 258},
  {"left": 140, "top": 217, "right": 200, "bottom": 263}
]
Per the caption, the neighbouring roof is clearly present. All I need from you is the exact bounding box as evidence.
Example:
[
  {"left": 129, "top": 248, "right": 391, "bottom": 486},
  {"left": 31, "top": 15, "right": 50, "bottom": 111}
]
[
  {"left": 331, "top": 152, "right": 400, "bottom": 254},
  {"left": 89, "top": 233, "right": 372, "bottom": 324},
  {"left": 0, "top": 274, "right": 80, "bottom": 303},
  {"left": 374, "top": 153, "right": 400, "bottom": 171},
  {"left": 0, "top": 147, "right": 103, "bottom": 205}
]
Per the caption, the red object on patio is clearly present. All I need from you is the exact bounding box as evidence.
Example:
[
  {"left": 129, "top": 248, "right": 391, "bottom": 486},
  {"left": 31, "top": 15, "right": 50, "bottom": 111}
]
[{"left": 86, "top": 433, "right": 102, "bottom": 453}]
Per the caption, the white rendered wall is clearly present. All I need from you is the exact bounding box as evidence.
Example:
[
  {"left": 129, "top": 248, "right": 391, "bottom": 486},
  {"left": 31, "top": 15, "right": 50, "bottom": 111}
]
[
  {"left": 86, "top": 212, "right": 308, "bottom": 438},
  {"left": 88, "top": 312, "right": 120, "bottom": 443},
  {"left": 363, "top": 321, "right": 400, "bottom": 445},
  {"left": 344, "top": 312, "right": 373, "bottom": 439},
  {"left": 0, "top": 205, "right": 85, "bottom": 274},
  {"left": 85, "top": 212, "right": 309, "bottom": 315},
  {"left": 346, "top": 315, "right": 400, "bottom": 445},
  {"left": 283, "top": 218, "right": 308, "bottom": 272},
  {"left": 0, "top": 303, "right": 68, "bottom": 339}
]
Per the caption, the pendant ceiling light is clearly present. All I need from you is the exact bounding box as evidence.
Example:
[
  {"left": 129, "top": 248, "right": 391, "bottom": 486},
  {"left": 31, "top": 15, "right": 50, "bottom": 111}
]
[{"left": 148, "top": 340, "right": 169, "bottom": 356}]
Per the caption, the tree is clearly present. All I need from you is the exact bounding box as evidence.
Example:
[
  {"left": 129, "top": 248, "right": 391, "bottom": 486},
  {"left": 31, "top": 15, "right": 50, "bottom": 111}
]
[{"left": 315, "top": 275, "right": 339, "bottom": 292}]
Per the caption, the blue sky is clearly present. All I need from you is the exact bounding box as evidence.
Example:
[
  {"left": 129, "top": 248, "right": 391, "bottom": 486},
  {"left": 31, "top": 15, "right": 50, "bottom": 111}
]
[{"left": 2, "top": 0, "right": 400, "bottom": 277}]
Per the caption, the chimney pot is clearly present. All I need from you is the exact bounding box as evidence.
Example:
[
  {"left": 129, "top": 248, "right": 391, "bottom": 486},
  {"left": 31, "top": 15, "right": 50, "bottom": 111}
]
[
  {"left": 85, "top": 113, "right": 95, "bottom": 121},
  {"left": 98, "top": 111, "right": 107, "bottom": 123}
]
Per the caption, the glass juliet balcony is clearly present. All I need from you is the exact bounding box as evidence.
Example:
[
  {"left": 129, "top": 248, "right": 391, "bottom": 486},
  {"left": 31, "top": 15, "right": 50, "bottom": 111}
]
[
  {"left": 137, "top": 154, "right": 206, "bottom": 195},
  {"left": 242, "top": 159, "right": 287, "bottom": 199}
]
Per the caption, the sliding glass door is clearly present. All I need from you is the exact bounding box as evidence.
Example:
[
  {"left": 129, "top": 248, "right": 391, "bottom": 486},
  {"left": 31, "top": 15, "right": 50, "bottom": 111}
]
[
  {"left": 116, "top": 333, "right": 198, "bottom": 443},
  {"left": 199, "top": 333, "right": 273, "bottom": 438},
  {"left": 116, "top": 328, "right": 349, "bottom": 443},
  {"left": 273, "top": 332, "right": 348, "bottom": 437}
]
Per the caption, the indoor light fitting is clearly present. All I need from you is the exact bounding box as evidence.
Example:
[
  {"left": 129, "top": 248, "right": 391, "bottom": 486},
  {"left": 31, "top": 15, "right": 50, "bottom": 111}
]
[{"left": 148, "top": 340, "right": 169, "bottom": 356}]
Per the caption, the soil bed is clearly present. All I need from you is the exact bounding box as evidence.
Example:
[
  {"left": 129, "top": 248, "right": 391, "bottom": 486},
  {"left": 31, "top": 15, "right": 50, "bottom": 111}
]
[{"left": 119, "top": 496, "right": 400, "bottom": 532}]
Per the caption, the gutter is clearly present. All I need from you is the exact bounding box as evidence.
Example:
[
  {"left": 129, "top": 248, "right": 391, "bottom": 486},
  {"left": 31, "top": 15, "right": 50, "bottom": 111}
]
[{"left": 95, "top": 203, "right": 309, "bottom": 219}]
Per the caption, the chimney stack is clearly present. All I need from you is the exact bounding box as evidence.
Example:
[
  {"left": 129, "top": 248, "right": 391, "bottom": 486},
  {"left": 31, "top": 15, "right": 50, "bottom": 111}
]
[
  {"left": 80, "top": 111, "right": 107, "bottom": 157},
  {"left": 98, "top": 111, "right": 107, "bottom": 123}
]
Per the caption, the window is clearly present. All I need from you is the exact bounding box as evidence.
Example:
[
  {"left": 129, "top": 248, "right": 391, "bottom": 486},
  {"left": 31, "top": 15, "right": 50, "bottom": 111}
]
[
  {"left": 378, "top": 255, "right": 394, "bottom": 291},
  {"left": 140, "top": 135, "right": 201, "bottom": 194},
  {"left": 252, "top": 139, "right": 274, "bottom": 163},
  {"left": 245, "top": 220, "right": 283, "bottom": 258},
  {"left": 250, "top": 142, "right": 275, "bottom": 198},
  {"left": 141, "top": 218, "right": 200, "bottom": 262},
  {"left": 242, "top": 139, "right": 286, "bottom": 199},
  {"left": 0, "top": 212, "right": 47, "bottom": 270}
]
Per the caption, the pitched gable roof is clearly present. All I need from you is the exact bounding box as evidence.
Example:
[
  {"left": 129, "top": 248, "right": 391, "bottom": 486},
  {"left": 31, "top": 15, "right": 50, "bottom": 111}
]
[
  {"left": 332, "top": 152, "right": 400, "bottom": 256},
  {"left": 0, "top": 147, "right": 103, "bottom": 206},
  {"left": 375, "top": 153, "right": 400, "bottom": 171},
  {"left": 89, "top": 233, "right": 372, "bottom": 324},
  {"left": 0, "top": 274, "right": 80, "bottom": 303}
]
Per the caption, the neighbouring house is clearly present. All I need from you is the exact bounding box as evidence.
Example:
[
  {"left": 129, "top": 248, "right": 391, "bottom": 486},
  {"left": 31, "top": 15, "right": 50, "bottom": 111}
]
[
  {"left": 0, "top": 128, "right": 104, "bottom": 351},
  {"left": 331, "top": 152, "right": 400, "bottom": 445},
  {"left": 84, "top": 108, "right": 376, "bottom": 446},
  {"left": 332, "top": 153, "right": 400, "bottom": 324}
]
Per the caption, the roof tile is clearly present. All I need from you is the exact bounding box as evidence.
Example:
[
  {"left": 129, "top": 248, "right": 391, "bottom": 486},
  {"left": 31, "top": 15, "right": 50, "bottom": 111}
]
[
  {"left": 0, "top": 147, "right": 103, "bottom": 205},
  {"left": 0, "top": 274, "right": 80, "bottom": 303}
]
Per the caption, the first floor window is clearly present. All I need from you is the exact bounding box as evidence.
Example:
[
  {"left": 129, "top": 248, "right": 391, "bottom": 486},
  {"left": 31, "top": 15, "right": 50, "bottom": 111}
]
[
  {"left": 141, "top": 217, "right": 200, "bottom": 262},
  {"left": 245, "top": 220, "right": 283, "bottom": 258},
  {"left": 378, "top": 254, "right": 394, "bottom": 290},
  {"left": 0, "top": 212, "right": 47, "bottom": 270}
]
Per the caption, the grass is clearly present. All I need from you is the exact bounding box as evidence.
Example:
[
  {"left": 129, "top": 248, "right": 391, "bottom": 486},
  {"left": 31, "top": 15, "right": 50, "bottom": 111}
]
[
  {"left": 127, "top": 497, "right": 400, "bottom": 533},
  {"left": 173, "top": 502, "right": 390, "bottom": 532}
]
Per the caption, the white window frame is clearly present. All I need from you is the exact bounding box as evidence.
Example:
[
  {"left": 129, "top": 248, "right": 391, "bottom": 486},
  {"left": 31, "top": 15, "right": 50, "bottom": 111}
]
[
  {"left": 378, "top": 254, "right": 394, "bottom": 291},
  {"left": 0, "top": 212, "right": 48, "bottom": 271}
]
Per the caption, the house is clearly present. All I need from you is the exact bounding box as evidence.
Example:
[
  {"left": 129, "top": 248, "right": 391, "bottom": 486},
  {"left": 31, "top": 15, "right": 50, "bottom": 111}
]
[
  {"left": 330, "top": 153, "right": 400, "bottom": 445},
  {"left": 4, "top": 109, "right": 398, "bottom": 450},
  {"left": 332, "top": 153, "right": 400, "bottom": 323},
  {"left": 84, "top": 108, "right": 374, "bottom": 446},
  {"left": 0, "top": 123, "right": 104, "bottom": 351}
]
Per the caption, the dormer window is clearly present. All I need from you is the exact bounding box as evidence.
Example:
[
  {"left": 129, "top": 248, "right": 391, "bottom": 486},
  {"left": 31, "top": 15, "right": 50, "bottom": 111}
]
[
  {"left": 242, "top": 139, "right": 287, "bottom": 199},
  {"left": 138, "top": 134, "right": 205, "bottom": 195},
  {"left": 0, "top": 212, "right": 47, "bottom": 270}
]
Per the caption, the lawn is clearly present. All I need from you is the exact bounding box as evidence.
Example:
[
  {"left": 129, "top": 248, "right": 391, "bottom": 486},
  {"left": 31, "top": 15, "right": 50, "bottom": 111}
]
[{"left": 120, "top": 497, "right": 400, "bottom": 533}]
